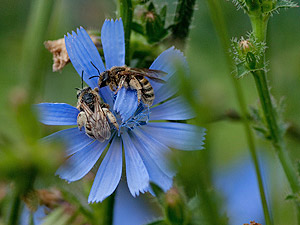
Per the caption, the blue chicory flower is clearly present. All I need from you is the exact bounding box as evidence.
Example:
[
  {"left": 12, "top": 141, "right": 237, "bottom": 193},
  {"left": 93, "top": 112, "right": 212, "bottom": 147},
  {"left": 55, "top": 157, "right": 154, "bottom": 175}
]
[{"left": 36, "top": 18, "right": 206, "bottom": 203}]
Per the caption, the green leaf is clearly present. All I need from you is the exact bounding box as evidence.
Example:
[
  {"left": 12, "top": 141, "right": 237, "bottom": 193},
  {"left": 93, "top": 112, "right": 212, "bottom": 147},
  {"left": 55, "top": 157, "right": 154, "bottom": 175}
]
[
  {"left": 131, "top": 21, "right": 145, "bottom": 35},
  {"left": 273, "top": 0, "right": 298, "bottom": 10},
  {"left": 232, "top": 0, "right": 248, "bottom": 11},
  {"left": 236, "top": 62, "right": 251, "bottom": 78},
  {"left": 148, "top": 2, "right": 155, "bottom": 11},
  {"left": 286, "top": 194, "right": 295, "bottom": 200},
  {"left": 160, "top": 5, "right": 167, "bottom": 25}
]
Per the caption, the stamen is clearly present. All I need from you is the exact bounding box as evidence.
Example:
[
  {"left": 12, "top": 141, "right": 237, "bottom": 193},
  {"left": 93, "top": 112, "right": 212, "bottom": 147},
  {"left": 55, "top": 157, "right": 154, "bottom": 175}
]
[{"left": 120, "top": 103, "right": 150, "bottom": 130}]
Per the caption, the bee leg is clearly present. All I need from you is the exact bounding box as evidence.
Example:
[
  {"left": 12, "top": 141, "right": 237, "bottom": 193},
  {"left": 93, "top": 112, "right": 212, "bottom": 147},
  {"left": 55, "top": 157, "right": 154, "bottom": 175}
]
[
  {"left": 77, "top": 112, "right": 87, "bottom": 131},
  {"left": 109, "top": 81, "right": 117, "bottom": 92},
  {"left": 114, "top": 76, "right": 126, "bottom": 94},
  {"left": 129, "top": 77, "right": 142, "bottom": 104},
  {"left": 103, "top": 108, "right": 119, "bottom": 130},
  {"left": 101, "top": 103, "right": 110, "bottom": 109}
]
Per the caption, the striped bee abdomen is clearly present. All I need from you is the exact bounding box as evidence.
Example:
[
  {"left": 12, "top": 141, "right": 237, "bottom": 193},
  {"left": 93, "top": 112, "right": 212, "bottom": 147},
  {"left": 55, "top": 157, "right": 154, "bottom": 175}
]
[{"left": 138, "top": 77, "right": 155, "bottom": 106}]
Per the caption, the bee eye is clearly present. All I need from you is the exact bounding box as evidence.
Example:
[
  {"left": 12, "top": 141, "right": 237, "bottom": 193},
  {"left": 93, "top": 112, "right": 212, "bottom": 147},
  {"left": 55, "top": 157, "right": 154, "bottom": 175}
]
[{"left": 77, "top": 93, "right": 80, "bottom": 98}]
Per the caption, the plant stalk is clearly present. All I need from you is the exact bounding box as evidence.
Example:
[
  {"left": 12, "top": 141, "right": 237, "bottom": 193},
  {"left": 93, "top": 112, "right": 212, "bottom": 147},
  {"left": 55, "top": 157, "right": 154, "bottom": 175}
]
[
  {"left": 250, "top": 13, "right": 300, "bottom": 220},
  {"left": 117, "top": 0, "right": 133, "bottom": 65},
  {"left": 20, "top": 0, "right": 55, "bottom": 102},
  {"left": 8, "top": 190, "right": 21, "bottom": 225},
  {"left": 206, "top": 1, "right": 273, "bottom": 224},
  {"left": 103, "top": 192, "right": 116, "bottom": 225}
]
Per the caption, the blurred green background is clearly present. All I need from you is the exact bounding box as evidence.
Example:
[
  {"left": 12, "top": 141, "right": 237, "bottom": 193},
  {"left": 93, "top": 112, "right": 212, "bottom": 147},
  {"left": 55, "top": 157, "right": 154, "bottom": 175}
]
[{"left": 0, "top": 0, "right": 300, "bottom": 224}]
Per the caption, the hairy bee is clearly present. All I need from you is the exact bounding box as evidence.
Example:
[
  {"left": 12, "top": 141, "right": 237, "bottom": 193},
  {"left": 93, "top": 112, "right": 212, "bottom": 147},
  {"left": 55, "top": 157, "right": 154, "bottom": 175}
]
[
  {"left": 76, "top": 86, "right": 119, "bottom": 142},
  {"left": 90, "top": 64, "right": 167, "bottom": 106}
]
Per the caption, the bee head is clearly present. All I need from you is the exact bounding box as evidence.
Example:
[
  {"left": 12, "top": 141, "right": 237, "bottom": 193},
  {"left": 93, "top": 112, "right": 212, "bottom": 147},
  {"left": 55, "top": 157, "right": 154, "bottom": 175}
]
[
  {"left": 76, "top": 87, "right": 91, "bottom": 99},
  {"left": 99, "top": 71, "right": 110, "bottom": 88}
]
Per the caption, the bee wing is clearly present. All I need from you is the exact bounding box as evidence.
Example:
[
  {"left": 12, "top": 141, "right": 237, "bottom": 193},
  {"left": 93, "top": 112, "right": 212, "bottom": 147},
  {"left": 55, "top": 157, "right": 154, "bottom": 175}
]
[
  {"left": 128, "top": 68, "right": 167, "bottom": 83},
  {"left": 81, "top": 102, "right": 111, "bottom": 141},
  {"left": 93, "top": 101, "right": 111, "bottom": 140}
]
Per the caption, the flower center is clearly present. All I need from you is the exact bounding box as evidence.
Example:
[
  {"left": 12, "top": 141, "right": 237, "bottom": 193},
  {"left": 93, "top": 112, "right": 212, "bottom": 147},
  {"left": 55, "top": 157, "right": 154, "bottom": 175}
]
[{"left": 120, "top": 104, "right": 150, "bottom": 131}]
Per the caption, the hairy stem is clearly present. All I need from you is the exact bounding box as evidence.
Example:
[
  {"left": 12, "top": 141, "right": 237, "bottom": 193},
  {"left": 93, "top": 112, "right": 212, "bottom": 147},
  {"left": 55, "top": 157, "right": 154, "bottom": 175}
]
[
  {"left": 171, "top": 0, "right": 196, "bottom": 49},
  {"left": 250, "top": 13, "right": 300, "bottom": 220},
  {"left": 117, "top": 0, "right": 133, "bottom": 65},
  {"left": 206, "top": 1, "right": 273, "bottom": 224}
]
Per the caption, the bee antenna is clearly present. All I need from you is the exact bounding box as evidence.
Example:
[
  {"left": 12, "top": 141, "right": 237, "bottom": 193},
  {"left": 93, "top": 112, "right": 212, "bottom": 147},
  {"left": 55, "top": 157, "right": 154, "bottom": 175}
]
[
  {"left": 89, "top": 75, "right": 99, "bottom": 80},
  {"left": 75, "top": 87, "right": 80, "bottom": 91},
  {"left": 81, "top": 71, "right": 84, "bottom": 89},
  {"left": 90, "top": 61, "right": 100, "bottom": 75}
]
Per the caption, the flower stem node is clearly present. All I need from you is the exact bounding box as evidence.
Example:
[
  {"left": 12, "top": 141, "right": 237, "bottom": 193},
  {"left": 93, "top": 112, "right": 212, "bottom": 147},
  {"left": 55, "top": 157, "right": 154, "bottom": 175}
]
[
  {"left": 230, "top": 34, "right": 266, "bottom": 78},
  {"left": 261, "top": 0, "right": 275, "bottom": 13},
  {"left": 245, "top": 0, "right": 261, "bottom": 12}
]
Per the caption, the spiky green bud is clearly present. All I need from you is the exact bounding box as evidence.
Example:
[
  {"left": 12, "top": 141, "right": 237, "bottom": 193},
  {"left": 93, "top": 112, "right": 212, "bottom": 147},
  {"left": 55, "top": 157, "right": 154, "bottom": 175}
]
[{"left": 246, "top": 52, "right": 256, "bottom": 69}]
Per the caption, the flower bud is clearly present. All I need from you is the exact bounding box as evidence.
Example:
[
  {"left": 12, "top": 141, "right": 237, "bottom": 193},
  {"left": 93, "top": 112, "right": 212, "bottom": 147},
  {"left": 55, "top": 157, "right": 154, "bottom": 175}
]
[
  {"left": 246, "top": 52, "right": 256, "bottom": 69},
  {"left": 239, "top": 39, "right": 252, "bottom": 54},
  {"left": 165, "top": 188, "right": 187, "bottom": 225},
  {"left": 144, "top": 3, "right": 168, "bottom": 43}
]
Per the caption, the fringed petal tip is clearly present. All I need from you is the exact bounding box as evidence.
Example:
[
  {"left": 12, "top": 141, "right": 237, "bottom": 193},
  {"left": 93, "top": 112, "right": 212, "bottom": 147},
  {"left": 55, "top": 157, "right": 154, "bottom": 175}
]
[
  {"left": 101, "top": 18, "right": 125, "bottom": 69},
  {"left": 104, "top": 18, "right": 123, "bottom": 23},
  {"left": 65, "top": 26, "right": 104, "bottom": 89},
  {"left": 149, "top": 46, "right": 189, "bottom": 95},
  {"left": 141, "top": 123, "right": 206, "bottom": 151},
  {"left": 54, "top": 172, "right": 72, "bottom": 184}
]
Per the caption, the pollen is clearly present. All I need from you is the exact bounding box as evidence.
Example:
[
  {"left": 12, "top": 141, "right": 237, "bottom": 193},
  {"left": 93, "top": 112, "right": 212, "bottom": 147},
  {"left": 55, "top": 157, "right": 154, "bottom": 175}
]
[{"left": 120, "top": 104, "right": 150, "bottom": 131}]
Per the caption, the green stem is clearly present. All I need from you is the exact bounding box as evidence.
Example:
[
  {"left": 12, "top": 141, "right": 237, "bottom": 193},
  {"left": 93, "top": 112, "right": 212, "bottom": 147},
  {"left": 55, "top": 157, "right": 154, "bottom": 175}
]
[
  {"left": 171, "top": 0, "right": 196, "bottom": 49},
  {"left": 250, "top": 13, "right": 300, "bottom": 220},
  {"left": 249, "top": 14, "right": 268, "bottom": 43},
  {"left": 206, "top": 1, "right": 273, "bottom": 224},
  {"left": 20, "top": 0, "right": 55, "bottom": 102},
  {"left": 117, "top": 0, "right": 133, "bottom": 65},
  {"left": 8, "top": 190, "right": 21, "bottom": 225},
  {"left": 102, "top": 192, "right": 116, "bottom": 225}
]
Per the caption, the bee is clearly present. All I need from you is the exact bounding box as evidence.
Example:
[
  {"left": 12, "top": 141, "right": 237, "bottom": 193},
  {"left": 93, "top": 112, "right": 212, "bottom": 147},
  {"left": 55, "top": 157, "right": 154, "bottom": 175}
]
[
  {"left": 90, "top": 63, "right": 167, "bottom": 106},
  {"left": 76, "top": 82, "right": 119, "bottom": 142}
]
